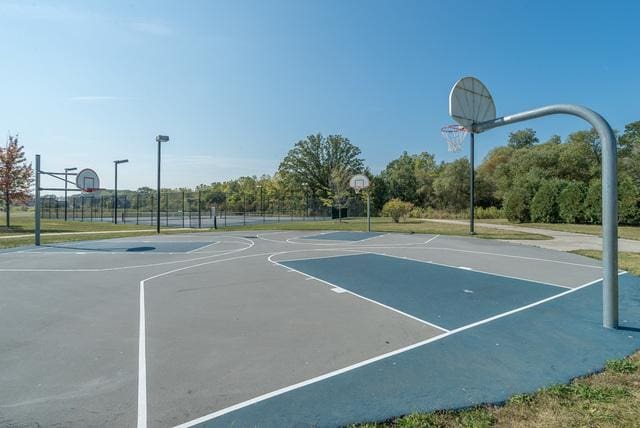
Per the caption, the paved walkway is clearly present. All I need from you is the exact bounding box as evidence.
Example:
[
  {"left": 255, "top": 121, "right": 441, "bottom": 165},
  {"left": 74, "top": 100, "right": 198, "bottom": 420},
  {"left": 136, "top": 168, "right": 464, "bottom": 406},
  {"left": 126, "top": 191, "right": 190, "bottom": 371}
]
[{"left": 425, "top": 219, "right": 640, "bottom": 252}]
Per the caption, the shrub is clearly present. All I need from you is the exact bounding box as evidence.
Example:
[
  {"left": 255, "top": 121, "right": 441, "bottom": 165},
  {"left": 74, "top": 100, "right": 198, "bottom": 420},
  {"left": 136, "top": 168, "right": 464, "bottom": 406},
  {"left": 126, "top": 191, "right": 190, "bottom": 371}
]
[
  {"left": 583, "top": 179, "right": 602, "bottom": 224},
  {"left": 530, "top": 179, "right": 566, "bottom": 223},
  {"left": 408, "top": 206, "right": 430, "bottom": 219},
  {"left": 474, "top": 206, "right": 504, "bottom": 219},
  {"left": 558, "top": 181, "right": 587, "bottom": 223},
  {"left": 618, "top": 176, "right": 640, "bottom": 225},
  {"left": 382, "top": 198, "right": 414, "bottom": 223},
  {"left": 504, "top": 186, "right": 530, "bottom": 223}
]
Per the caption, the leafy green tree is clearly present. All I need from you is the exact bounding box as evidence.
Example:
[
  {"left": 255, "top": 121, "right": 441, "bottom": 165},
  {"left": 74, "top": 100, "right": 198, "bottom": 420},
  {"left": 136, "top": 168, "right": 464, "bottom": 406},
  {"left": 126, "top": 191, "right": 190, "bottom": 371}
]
[
  {"left": 508, "top": 128, "right": 539, "bottom": 149},
  {"left": 379, "top": 151, "right": 438, "bottom": 206},
  {"left": 503, "top": 185, "right": 530, "bottom": 223},
  {"left": 321, "top": 166, "right": 351, "bottom": 222},
  {"left": 583, "top": 179, "right": 602, "bottom": 224},
  {"left": 530, "top": 179, "right": 566, "bottom": 223},
  {"left": 557, "top": 136, "right": 596, "bottom": 182},
  {"left": 618, "top": 121, "right": 640, "bottom": 157},
  {"left": 618, "top": 121, "right": 640, "bottom": 187},
  {"left": 278, "top": 133, "right": 364, "bottom": 199},
  {"left": 382, "top": 198, "right": 414, "bottom": 223},
  {"left": 0, "top": 135, "right": 33, "bottom": 227},
  {"left": 618, "top": 175, "right": 640, "bottom": 225},
  {"left": 370, "top": 175, "right": 388, "bottom": 213},
  {"left": 433, "top": 158, "right": 469, "bottom": 211},
  {"left": 558, "top": 181, "right": 587, "bottom": 223}
]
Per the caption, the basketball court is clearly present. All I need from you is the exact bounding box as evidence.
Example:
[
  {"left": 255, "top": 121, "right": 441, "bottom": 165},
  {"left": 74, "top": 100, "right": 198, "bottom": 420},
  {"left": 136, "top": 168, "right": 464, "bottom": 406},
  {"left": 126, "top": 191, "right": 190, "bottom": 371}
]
[{"left": 1, "top": 230, "right": 639, "bottom": 427}]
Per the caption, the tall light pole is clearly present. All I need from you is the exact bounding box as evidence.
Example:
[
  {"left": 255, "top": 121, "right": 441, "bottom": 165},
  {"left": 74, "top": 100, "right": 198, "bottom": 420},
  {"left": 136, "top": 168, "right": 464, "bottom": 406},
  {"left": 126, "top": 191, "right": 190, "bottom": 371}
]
[
  {"left": 113, "top": 159, "right": 129, "bottom": 224},
  {"left": 256, "top": 185, "right": 264, "bottom": 224},
  {"left": 301, "top": 182, "right": 308, "bottom": 220},
  {"left": 64, "top": 167, "right": 77, "bottom": 221},
  {"left": 156, "top": 135, "right": 169, "bottom": 234}
]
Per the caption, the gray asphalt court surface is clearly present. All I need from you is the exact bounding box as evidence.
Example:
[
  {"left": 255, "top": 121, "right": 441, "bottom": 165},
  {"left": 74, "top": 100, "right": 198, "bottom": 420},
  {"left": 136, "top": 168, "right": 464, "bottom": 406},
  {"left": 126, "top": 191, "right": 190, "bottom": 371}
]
[{"left": 1, "top": 230, "right": 638, "bottom": 427}]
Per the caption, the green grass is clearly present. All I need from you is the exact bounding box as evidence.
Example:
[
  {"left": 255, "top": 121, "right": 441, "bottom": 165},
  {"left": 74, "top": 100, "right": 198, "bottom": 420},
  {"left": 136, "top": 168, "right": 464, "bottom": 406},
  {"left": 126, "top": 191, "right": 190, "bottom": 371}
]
[
  {"left": 351, "top": 355, "right": 640, "bottom": 428},
  {"left": 0, "top": 211, "right": 153, "bottom": 235},
  {"left": 571, "top": 250, "right": 640, "bottom": 276},
  {"left": 480, "top": 219, "right": 640, "bottom": 241},
  {"left": 221, "top": 217, "right": 550, "bottom": 240},
  {"left": 350, "top": 248, "right": 640, "bottom": 428},
  {"left": 0, "top": 211, "right": 199, "bottom": 249}
]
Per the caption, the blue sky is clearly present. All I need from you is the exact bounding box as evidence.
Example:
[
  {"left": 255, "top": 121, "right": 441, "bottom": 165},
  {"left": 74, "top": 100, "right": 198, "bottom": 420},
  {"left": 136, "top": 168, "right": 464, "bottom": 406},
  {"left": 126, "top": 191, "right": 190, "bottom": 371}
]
[{"left": 1, "top": 0, "right": 639, "bottom": 191}]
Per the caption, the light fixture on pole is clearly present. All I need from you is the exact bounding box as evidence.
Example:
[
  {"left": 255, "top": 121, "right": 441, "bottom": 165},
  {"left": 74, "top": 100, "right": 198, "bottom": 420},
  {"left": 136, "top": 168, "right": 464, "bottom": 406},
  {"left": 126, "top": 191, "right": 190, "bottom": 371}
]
[
  {"left": 156, "top": 135, "right": 169, "bottom": 234},
  {"left": 113, "top": 159, "right": 129, "bottom": 224}
]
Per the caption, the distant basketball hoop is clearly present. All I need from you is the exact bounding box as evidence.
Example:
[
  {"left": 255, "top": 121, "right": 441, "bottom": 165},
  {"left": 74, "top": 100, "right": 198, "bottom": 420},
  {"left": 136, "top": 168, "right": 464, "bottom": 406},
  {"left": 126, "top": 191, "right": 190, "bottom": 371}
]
[
  {"left": 76, "top": 168, "right": 101, "bottom": 194},
  {"left": 349, "top": 174, "right": 370, "bottom": 193}
]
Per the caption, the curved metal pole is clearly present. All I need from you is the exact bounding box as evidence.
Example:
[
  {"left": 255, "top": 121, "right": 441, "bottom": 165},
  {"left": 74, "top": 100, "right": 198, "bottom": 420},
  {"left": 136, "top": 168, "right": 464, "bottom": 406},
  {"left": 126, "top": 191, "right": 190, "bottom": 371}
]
[{"left": 474, "top": 104, "right": 618, "bottom": 329}]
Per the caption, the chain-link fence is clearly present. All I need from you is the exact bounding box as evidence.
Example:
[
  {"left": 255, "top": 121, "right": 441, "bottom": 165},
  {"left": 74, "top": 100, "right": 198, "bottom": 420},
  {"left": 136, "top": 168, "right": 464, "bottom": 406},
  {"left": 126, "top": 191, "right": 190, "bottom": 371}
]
[{"left": 40, "top": 190, "right": 369, "bottom": 228}]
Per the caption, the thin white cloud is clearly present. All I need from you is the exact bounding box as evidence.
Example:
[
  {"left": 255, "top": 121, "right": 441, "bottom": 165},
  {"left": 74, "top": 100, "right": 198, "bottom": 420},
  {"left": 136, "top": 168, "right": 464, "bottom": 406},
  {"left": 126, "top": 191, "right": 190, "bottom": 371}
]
[{"left": 130, "top": 22, "right": 173, "bottom": 36}]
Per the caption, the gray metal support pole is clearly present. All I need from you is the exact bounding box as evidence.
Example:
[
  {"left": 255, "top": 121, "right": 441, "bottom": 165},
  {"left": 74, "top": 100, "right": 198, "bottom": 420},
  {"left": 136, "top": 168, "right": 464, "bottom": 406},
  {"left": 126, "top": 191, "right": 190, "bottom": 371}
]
[
  {"left": 470, "top": 132, "right": 475, "bottom": 235},
  {"left": 474, "top": 104, "right": 618, "bottom": 328},
  {"left": 156, "top": 141, "right": 161, "bottom": 234},
  {"left": 198, "top": 191, "right": 202, "bottom": 228},
  {"left": 114, "top": 163, "right": 118, "bottom": 224},
  {"left": 367, "top": 193, "right": 371, "bottom": 232},
  {"left": 35, "top": 155, "right": 41, "bottom": 246},
  {"left": 64, "top": 171, "right": 68, "bottom": 221}
]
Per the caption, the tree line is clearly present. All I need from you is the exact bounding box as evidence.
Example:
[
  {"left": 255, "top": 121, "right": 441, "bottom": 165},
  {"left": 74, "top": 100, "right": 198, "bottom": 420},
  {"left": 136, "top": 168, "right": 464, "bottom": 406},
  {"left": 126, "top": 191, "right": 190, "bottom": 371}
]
[
  {"left": 4, "top": 121, "right": 640, "bottom": 227},
  {"left": 194, "top": 121, "right": 640, "bottom": 225}
]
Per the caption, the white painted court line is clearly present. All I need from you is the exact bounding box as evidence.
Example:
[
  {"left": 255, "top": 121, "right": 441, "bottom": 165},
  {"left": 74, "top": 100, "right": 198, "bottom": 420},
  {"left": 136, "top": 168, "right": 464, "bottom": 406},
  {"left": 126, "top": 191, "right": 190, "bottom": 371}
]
[
  {"left": 174, "top": 272, "right": 624, "bottom": 428},
  {"left": 185, "top": 241, "right": 220, "bottom": 254},
  {"left": 0, "top": 238, "right": 255, "bottom": 273},
  {"left": 137, "top": 281, "right": 147, "bottom": 428},
  {"left": 354, "top": 233, "right": 389, "bottom": 243},
  {"left": 138, "top": 248, "right": 276, "bottom": 428},
  {"left": 424, "top": 234, "right": 440, "bottom": 245},
  {"left": 273, "top": 248, "right": 574, "bottom": 290},
  {"left": 362, "top": 251, "right": 573, "bottom": 290},
  {"left": 424, "top": 246, "right": 602, "bottom": 269},
  {"left": 267, "top": 254, "right": 450, "bottom": 333}
]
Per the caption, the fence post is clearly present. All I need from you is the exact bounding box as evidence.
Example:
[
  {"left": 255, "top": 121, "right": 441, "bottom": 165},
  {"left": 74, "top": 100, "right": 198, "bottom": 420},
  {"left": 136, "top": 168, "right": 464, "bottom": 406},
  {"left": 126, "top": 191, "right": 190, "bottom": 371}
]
[
  {"left": 123, "top": 195, "right": 127, "bottom": 224},
  {"left": 165, "top": 192, "right": 169, "bottom": 227},
  {"left": 182, "top": 190, "right": 185, "bottom": 228},
  {"left": 136, "top": 193, "right": 140, "bottom": 225},
  {"left": 198, "top": 191, "right": 202, "bottom": 228}
]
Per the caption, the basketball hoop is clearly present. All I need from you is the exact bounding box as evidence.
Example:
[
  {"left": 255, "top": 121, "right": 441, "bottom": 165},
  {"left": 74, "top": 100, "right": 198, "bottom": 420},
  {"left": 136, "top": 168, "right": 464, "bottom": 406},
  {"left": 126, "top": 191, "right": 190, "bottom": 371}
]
[
  {"left": 349, "top": 174, "right": 370, "bottom": 193},
  {"left": 441, "top": 124, "right": 469, "bottom": 152}
]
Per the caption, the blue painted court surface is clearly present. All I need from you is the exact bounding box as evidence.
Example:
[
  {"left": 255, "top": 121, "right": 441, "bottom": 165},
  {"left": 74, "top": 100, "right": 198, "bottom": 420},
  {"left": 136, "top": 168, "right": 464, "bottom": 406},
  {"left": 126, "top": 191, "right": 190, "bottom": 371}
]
[
  {"left": 302, "top": 231, "right": 384, "bottom": 241},
  {"left": 202, "top": 270, "right": 640, "bottom": 428},
  {"left": 22, "top": 240, "right": 216, "bottom": 253},
  {"left": 282, "top": 253, "right": 563, "bottom": 330}
]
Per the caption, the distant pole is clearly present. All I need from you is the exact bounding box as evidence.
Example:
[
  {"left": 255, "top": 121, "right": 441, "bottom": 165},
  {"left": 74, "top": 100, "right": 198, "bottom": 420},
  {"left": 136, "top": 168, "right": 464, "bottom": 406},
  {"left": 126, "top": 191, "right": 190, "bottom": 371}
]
[
  {"left": 367, "top": 192, "right": 371, "bottom": 232},
  {"left": 63, "top": 167, "right": 77, "bottom": 221},
  {"left": 113, "top": 159, "right": 129, "bottom": 225},
  {"left": 198, "top": 190, "right": 202, "bottom": 228},
  {"left": 469, "top": 132, "right": 475, "bottom": 235},
  {"left": 157, "top": 141, "right": 161, "bottom": 233},
  {"left": 35, "top": 155, "right": 41, "bottom": 246},
  {"left": 155, "top": 135, "right": 169, "bottom": 233}
]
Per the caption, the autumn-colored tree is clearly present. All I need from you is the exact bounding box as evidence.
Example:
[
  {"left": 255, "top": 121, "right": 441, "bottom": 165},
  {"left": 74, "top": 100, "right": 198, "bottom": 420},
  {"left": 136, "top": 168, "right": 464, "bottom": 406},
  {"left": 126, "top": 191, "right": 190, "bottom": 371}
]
[{"left": 0, "top": 135, "right": 33, "bottom": 227}]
